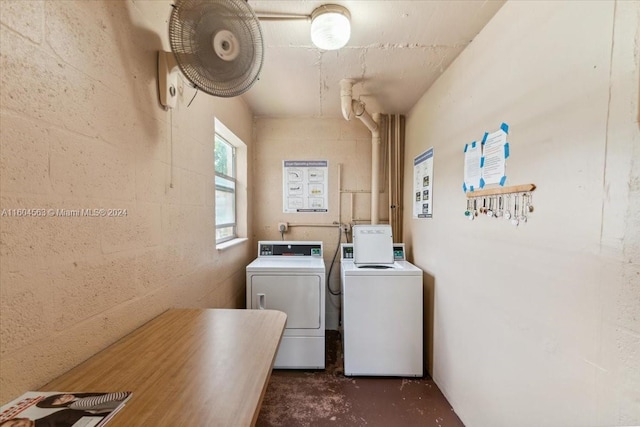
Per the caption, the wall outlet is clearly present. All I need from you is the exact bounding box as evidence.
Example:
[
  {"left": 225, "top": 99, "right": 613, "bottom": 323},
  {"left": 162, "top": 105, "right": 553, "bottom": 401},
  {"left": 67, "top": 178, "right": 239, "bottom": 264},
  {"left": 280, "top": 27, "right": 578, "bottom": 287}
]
[
  {"left": 341, "top": 223, "right": 351, "bottom": 233},
  {"left": 278, "top": 222, "right": 288, "bottom": 233}
]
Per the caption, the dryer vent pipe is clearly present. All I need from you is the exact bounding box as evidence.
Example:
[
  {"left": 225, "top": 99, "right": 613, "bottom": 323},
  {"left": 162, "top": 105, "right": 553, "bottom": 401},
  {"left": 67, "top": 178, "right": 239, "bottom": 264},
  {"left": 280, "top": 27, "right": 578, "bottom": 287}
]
[{"left": 340, "top": 79, "right": 381, "bottom": 224}]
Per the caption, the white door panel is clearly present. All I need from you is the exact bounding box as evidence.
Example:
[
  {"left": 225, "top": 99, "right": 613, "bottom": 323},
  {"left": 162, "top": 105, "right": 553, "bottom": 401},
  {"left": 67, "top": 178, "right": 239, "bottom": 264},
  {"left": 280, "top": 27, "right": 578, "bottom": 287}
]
[{"left": 250, "top": 274, "right": 321, "bottom": 329}]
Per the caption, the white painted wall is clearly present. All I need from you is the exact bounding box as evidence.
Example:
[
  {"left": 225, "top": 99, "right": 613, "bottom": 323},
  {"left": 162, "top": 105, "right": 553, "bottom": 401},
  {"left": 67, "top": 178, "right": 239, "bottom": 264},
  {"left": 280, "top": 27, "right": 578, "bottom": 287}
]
[
  {"left": 0, "top": 0, "right": 255, "bottom": 402},
  {"left": 404, "top": 1, "right": 640, "bottom": 426}
]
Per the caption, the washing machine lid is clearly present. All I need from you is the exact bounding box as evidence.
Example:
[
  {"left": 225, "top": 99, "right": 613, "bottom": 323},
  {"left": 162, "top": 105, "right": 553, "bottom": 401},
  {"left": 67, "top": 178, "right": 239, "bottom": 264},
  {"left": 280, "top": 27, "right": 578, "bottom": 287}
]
[
  {"left": 341, "top": 260, "right": 422, "bottom": 276},
  {"left": 352, "top": 225, "right": 394, "bottom": 265}
]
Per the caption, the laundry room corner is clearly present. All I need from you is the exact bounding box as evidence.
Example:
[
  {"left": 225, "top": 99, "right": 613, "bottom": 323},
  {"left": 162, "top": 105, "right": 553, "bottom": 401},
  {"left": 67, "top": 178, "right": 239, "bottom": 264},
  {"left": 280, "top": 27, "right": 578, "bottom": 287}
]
[{"left": 252, "top": 116, "right": 389, "bottom": 330}]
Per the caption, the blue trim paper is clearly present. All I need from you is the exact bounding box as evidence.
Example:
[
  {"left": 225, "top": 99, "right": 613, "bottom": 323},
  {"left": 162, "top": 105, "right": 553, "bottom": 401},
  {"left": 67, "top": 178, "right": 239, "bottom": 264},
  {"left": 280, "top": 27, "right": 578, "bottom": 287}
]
[
  {"left": 463, "top": 141, "right": 481, "bottom": 193},
  {"left": 478, "top": 123, "right": 509, "bottom": 186}
]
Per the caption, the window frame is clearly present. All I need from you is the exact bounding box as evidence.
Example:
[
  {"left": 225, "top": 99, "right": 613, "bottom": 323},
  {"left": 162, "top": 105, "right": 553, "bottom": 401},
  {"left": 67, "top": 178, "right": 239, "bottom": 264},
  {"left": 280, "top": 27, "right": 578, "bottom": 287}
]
[{"left": 215, "top": 133, "right": 237, "bottom": 244}]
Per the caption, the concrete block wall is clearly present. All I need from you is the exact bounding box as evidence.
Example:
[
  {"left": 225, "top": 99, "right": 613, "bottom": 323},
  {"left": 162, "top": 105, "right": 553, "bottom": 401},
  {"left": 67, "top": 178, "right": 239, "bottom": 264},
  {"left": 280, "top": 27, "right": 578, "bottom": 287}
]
[
  {"left": 0, "top": 0, "right": 255, "bottom": 402},
  {"left": 404, "top": 1, "right": 640, "bottom": 426}
]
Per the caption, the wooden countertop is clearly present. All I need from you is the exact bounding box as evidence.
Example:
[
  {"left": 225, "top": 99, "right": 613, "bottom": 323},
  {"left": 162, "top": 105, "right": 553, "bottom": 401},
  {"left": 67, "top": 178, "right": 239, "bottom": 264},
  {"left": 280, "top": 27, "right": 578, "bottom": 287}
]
[{"left": 41, "top": 308, "right": 287, "bottom": 427}]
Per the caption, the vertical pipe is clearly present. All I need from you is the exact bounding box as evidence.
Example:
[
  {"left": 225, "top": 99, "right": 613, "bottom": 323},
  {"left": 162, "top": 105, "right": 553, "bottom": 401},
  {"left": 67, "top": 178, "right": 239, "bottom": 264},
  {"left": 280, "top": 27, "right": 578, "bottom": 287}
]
[
  {"left": 340, "top": 80, "right": 381, "bottom": 225},
  {"left": 387, "top": 114, "right": 393, "bottom": 230},
  {"left": 396, "top": 114, "right": 404, "bottom": 242},
  {"left": 389, "top": 115, "right": 395, "bottom": 236},
  {"left": 389, "top": 114, "right": 395, "bottom": 234},
  {"left": 350, "top": 193, "right": 354, "bottom": 225},
  {"left": 394, "top": 114, "right": 403, "bottom": 237},
  {"left": 371, "top": 113, "right": 381, "bottom": 224},
  {"left": 338, "top": 163, "right": 342, "bottom": 227}
]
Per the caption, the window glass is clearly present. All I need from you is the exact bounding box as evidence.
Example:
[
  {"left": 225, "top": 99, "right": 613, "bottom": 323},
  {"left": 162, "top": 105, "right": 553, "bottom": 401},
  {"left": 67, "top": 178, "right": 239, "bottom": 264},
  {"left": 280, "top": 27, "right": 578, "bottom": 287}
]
[{"left": 215, "top": 134, "right": 236, "bottom": 243}]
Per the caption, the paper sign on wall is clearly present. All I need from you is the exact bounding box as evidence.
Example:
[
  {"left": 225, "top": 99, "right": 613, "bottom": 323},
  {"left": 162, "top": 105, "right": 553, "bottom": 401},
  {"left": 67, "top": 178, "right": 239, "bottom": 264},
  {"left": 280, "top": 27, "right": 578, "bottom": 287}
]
[
  {"left": 481, "top": 123, "right": 509, "bottom": 186},
  {"left": 413, "top": 148, "right": 433, "bottom": 218},
  {"left": 462, "top": 122, "right": 510, "bottom": 192},
  {"left": 463, "top": 141, "right": 482, "bottom": 192},
  {"left": 283, "top": 160, "right": 329, "bottom": 213}
]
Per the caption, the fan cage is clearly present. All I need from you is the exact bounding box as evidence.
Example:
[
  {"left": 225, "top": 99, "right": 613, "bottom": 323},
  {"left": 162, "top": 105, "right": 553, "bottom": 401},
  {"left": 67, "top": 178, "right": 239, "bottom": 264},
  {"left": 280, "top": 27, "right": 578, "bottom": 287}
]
[{"left": 169, "top": 0, "right": 264, "bottom": 98}]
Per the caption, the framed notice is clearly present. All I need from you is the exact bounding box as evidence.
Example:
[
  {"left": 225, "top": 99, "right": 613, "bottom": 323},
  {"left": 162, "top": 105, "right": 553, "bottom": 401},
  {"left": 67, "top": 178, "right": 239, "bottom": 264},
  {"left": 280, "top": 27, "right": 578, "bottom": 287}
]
[
  {"left": 413, "top": 148, "right": 433, "bottom": 218},
  {"left": 283, "top": 160, "right": 329, "bottom": 213}
]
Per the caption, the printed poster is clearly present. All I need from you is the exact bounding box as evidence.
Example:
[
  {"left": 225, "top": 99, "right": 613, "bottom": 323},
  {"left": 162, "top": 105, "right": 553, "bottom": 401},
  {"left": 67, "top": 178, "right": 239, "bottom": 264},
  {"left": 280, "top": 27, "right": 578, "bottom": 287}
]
[
  {"left": 481, "top": 125, "right": 509, "bottom": 186},
  {"left": 283, "top": 160, "right": 329, "bottom": 213},
  {"left": 413, "top": 148, "right": 433, "bottom": 218},
  {"left": 463, "top": 141, "right": 482, "bottom": 192},
  {"left": 462, "top": 122, "right": 510, "bottom": 192}
]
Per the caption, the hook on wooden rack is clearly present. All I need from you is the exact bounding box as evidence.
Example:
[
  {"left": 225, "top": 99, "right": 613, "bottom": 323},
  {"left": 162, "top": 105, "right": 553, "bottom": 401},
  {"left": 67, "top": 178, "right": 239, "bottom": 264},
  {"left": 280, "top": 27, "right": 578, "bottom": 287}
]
[{"left": 464, "top": 184, "right": 536, "bottom": 225}]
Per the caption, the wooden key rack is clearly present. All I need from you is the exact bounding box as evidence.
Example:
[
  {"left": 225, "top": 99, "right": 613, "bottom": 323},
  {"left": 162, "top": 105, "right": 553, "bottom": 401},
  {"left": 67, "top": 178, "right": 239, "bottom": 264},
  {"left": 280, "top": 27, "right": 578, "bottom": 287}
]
[
  {"left": 463, "top": 184, "right": 536, "bottom": 224},
  {"left": 465, "top": 184, "right": 536, "bottom": 198}
]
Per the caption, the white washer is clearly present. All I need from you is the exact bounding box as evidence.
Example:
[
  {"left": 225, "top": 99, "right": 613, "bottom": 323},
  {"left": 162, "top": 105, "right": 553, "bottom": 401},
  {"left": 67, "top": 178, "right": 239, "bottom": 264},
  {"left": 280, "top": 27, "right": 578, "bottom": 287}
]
[
  {"left": 341, "top": 242, "right": 423, "bottom": 377},
  {"left": 246, "top": 241, "right": 325, "bottom": 369}
]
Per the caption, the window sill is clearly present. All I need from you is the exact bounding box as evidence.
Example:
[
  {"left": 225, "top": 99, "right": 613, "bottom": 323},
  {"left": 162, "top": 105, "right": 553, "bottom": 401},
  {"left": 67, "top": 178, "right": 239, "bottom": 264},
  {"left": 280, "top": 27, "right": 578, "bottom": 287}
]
[{"left": 216, "top": 237, "right": 248, "bottom": 251}]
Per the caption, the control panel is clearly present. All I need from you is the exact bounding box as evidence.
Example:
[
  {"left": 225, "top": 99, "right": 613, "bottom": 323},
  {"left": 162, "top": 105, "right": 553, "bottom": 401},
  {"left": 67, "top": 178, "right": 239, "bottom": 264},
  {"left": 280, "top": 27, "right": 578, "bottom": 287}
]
[
  {"left": 258, "top": 241, "right": 323, "bottom": 257},
  {"left": 393, "top": 244, "right": 406, "bottom": 261},
  {"left": 341, "top": 244, "right": 354, "bottom": 260},
  {"left": 341, "top": 243, "right": 406, "bottom": 261}
]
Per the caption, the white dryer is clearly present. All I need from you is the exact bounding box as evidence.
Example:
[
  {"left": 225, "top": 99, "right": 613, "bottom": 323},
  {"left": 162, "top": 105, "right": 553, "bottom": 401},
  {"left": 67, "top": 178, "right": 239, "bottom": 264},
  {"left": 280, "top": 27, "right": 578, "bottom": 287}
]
[
  {"left": 246, "top": 241, "right": 325, "bottom": 369},
  {"left": 341, "top": 240, "right": 423, "bottom": 377}
]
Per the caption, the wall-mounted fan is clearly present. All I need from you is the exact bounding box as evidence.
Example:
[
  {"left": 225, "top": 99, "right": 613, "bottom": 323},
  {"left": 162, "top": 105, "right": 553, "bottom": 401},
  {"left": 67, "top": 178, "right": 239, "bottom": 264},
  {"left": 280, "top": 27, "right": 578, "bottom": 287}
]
[{"left": 158, "top": 0, "right": 264, "bottom": 109}]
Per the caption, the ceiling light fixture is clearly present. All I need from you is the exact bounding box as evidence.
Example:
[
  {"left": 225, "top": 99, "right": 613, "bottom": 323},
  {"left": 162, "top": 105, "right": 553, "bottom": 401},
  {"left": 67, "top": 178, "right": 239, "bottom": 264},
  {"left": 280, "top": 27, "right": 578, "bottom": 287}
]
[
  {"left": 310, "top": 4, "right": 351, "bottom": 50},
  {"left": 254, "top": 4, "right": 351, "bottom": 51}
]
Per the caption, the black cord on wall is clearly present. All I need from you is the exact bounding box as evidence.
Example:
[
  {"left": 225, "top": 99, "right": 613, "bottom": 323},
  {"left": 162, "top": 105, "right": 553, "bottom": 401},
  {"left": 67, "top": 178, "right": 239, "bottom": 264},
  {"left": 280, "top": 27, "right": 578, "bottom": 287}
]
[{"left": 327, "top": 225, "right": 343, "bottom": 296}]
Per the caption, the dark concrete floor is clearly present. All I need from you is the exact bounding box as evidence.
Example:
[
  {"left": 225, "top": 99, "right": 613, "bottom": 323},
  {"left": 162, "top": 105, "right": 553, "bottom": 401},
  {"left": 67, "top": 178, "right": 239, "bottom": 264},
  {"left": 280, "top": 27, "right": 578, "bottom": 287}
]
[{"left": 256, "top": 331, "right": 465, "bottom": 427}]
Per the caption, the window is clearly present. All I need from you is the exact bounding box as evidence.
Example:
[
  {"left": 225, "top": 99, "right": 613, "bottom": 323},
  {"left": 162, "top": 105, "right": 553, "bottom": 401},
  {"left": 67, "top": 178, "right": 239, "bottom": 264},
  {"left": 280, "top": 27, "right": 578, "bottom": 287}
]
[
  {"left": 215, "top": 133, "right": 236, "bottom": 243},
  {"left": 214, "top": 118, "right": 247, "bottom": 249}
]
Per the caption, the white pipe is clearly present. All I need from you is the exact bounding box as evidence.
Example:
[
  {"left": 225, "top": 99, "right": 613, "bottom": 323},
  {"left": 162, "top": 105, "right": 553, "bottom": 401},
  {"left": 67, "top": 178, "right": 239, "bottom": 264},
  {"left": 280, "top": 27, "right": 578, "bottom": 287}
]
[
  {"left": 353, "top": 100, "right": 378, "bottom": 133},
  {"left": 350, "top": 193, "right": 354, "bottom": 226},
  {"left": 339, "top": 78, "right": 381, "bottom": 224},
  {"left": 255, "top": 13, "right": 311, "bottom": 21},
  {"left": 288, "top": 223, "right": 339, "bottom": 228},
  {"left": 371, "top": 113, "right": 381, "bottom": 224},
  {"left": 338, "top": 163, "right": 342, "bottom": 228},
  {"left": 340, "top": 79, "right": 355, "bottom": 120}
]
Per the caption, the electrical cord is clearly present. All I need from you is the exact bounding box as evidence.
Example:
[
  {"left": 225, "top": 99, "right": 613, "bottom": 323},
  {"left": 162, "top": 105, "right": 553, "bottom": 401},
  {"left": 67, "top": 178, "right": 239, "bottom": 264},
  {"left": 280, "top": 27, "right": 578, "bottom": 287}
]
[
  {"left": 327, "top": 225, "right": 343, "bottom": 296},
  {"left": 187, "top": 87, "right": 199, "bottom": 107}
]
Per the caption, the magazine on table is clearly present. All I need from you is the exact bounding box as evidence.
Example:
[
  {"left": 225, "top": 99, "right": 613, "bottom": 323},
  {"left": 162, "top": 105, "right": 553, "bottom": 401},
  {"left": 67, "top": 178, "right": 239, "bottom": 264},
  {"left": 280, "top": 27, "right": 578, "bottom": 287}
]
[{"left": 0, "top": 391, "right": 132, "bottom": 427}]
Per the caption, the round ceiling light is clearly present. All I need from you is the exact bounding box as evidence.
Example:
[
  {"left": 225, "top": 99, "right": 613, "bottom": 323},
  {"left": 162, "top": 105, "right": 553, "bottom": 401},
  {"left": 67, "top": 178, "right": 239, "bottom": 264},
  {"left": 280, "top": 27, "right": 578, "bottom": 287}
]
[{"left": 310, "top": 4, "right": 351, "bottom": 50}]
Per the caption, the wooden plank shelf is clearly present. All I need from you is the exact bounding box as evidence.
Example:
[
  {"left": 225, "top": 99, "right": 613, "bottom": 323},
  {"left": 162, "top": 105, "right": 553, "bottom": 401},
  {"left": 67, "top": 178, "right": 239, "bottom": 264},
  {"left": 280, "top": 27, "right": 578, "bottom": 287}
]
[{"left": 466, "top": 184, "right": 536, "bottom": 198}]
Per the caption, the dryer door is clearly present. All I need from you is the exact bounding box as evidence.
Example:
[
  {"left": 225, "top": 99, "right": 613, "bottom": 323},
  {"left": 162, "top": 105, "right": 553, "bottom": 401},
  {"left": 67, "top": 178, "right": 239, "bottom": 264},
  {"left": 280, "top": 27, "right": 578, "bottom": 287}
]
[{"left": 249, "top": 274, "right": 321, "bottom": 329}]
